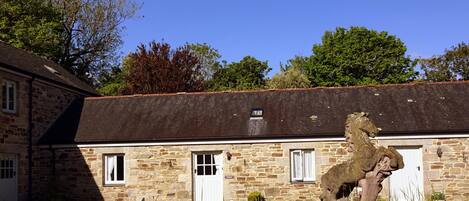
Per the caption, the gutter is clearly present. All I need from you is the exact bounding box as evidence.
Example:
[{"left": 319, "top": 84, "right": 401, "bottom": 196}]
[
  {"left": 28, "top": 76, "right": 35, "bottom": 201},
  {"left": 39, "top": 133, "right": 469, "bottom": 149}
]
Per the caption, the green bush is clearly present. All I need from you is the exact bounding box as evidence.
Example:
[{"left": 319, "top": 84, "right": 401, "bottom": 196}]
[
  {"left": 431, "top": 192, "right": 445, "bottom": 200},
  {"left": 248, "top": 191, "right": 264, "bottom": 201}
]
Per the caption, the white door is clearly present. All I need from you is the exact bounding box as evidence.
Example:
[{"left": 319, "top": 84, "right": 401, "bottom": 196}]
[
  {"left": 193, "top": 152, "right": 223, "bottom": 201},
  {"left": 389, "top": 147, "right": 424, "bottom": 201},
  {"left": 0, "top": 153, "right": 17, "bottom": 201}
]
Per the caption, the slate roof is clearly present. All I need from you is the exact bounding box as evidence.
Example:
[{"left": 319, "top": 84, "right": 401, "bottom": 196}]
[
  {"left": 0, "top": 41, "right": 98, "bottom": 95},
  {"left": 40, "top": 81, "right": 469, "bottom": 144}
]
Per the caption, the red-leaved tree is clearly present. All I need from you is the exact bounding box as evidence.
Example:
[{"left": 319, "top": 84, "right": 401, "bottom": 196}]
[{"left": 123, "top": 41, "right": 205, "bottom": 94}]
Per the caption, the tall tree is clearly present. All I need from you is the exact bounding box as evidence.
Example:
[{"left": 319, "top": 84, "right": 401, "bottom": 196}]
[
  {"left": 304, "top": 27, "right": 417, "bottom": 87},
  {"left": 123, "top": 41, "right": 205, "bottom": 94},
  {"left": 187, "top": 43, "right": 222, "bottom": 81},
  {"left": 420, "top": 42, "right": 469, "bottom": 81},
  {"left": 0, "top": 0, "right": 138, "bottom": 84},
  {"left": 54, "top": 0, "right": 138, "bottom": 84},
  {"left": 0, "top": 0, "right": 63, "bottom": 58},
  {"left": 210, "top": 56, "right": 271, "bottom": 90},
  {"left": 96, "top": 56, "right": 131, "bottom": 96}
]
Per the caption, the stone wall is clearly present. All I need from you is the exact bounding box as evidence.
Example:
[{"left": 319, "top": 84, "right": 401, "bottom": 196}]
[
  {"left": 38, "top": 137, "right": 469, "bottom": 201},
  {"left": 0, "top": 69, "right": 85, "bottom": 201},
  {"left": 0, "top": 71, "right": 30, "bottom": 200}
]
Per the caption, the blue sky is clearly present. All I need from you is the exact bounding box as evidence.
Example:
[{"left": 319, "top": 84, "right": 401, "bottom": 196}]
[{"left": 121, "top": 0, "right": 469, "bottom": 76}]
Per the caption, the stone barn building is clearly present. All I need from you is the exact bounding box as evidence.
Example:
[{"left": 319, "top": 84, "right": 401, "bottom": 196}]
[
  {"left": 0, "top": 41, "right": 98, "bottom": 201},
  {"left": 1, "top": 42, "right": 468, "bottom": 201}
]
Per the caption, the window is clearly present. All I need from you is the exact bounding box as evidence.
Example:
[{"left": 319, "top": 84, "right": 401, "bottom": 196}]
[
  {"left": 2, "top": 80, "right": 16, "bottom": 113},
  {"left": 0, "top": 159, "right": 15, "bottom": 179},
  {"left": 250, "top": 108, "right": 263, "bottom": 119},
  {"left": 104, "top": 154, "right": 124, "bottom": 185},
  {"left": 290, "top": 149, "right": 315, "bottom": 182},
  {"left": 195, "top": 153, "right": 222, "bottom": 176}
]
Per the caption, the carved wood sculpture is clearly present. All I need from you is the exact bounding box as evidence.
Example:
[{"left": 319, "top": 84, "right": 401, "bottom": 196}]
[{"left": 320, "top": 112, "right": 404, "bottom": 201}]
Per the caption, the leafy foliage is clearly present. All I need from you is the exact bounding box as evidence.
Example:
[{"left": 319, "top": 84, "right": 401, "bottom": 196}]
[
  {"left": 96, "top": 57, "right": 129, "bottom": 96},
  {"left": 268, "top": 67, "right": 310, "bottom": 89},
  {"left": 54, "top": 0, "right": 139, "bottom": 84},
  {"left": 0, "top": 0, "right": 139, "bottom": 85},
  {"left": 303, "top": 27, "right": 417, "bottom": 86},
  {"left": 210, "top": 56, "right": 271, "bottom": 90},
  {"left": 122, "top": 41, "right": 205, "bottom": 94},
  {"left": 187, "top": 43, "right": 222, "bottom": 81},
  {"left": 420, "top": 42, "right": 469, "bottom": 81},
  {"left": 430, "top": 192, "right": 445, "bottom": 200},
  {"left": 247, "top": 191, "right": 264, "bottom": 201},
  {"left": 0, "top": 0, "right": 63, "bottom": 58}
]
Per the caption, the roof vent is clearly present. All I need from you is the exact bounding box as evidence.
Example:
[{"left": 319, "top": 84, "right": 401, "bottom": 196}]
[
  {"left": 250, "top": 108, "right": 263, "bottom": 119},
  {"left": 44, "top": 65, "right": 61, "bottom": 75}
]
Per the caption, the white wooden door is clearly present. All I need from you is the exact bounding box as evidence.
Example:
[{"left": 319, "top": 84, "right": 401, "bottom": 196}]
[
  {"left": 193, "top": 152, "right": 223, "bottom": 201},
  {"left": 0, "top": 153, "right": 17, "bottom": 201},
  {"left": 389, "top": 147, "right": 424, "bottom": 201}
]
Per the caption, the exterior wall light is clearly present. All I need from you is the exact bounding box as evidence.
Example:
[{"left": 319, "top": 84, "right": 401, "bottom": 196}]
[{"left": 437, "top": 147, "right": 443, "bottom": 158}]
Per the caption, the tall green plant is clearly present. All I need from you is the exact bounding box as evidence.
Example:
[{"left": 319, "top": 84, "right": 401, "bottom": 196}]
[{"left": 303, "top": 27, "right": 417, "bottom": 86}]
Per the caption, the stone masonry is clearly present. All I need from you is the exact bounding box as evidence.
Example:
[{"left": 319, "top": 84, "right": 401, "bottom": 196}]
[
  {"left": 38, "top": 137, "right": 469, "bottom": 201},
  {"left": 0, "top": 69, "right": 84, "bottom": 201}
]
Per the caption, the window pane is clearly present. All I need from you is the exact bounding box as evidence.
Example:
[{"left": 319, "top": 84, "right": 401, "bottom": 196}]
[
  {"left": 197, "top": 166, "right": 204, "bottom": 175},
  {"left": 303, "top": 151, "right": 312, "bottom": 179},
  {"left": 2, "top": 84, "right": 6, "bottom": 109},
  {"left": 106, "top": 156, "right": 115, "bottom": 181},
  {"left": 1, "top": 160, "right": 4, "bottom": 168},
  {"left": 213, "top": 165, "right": 218, "bottom": 175},
  {"left": 8, "top": 85, "right": 14, "bottom": 111},
  {"left": 116, "top": 156, "right": 124, "bottom": 181},
  {"left": 292, "top": 151, "right": 302, "bottom": 180},
  {"left": 205, "top": 165, "right": 212, "bottom": 175},
  {"left": 197, "top": 155, "right": 203, "bottom": 165},
  {"left": 204, "top": 154, "right": 211, "bottom": 164},
  {"left": 1, "top": 169, "right": 4, "bottom": 179}
]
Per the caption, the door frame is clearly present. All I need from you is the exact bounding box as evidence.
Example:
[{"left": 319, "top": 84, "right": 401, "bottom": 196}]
[
  {"left": 191, "top": 151, "right": 223, "bottom": 201},
  {"left": 389, "top": 146, "right": 424, "bottom": 200}
]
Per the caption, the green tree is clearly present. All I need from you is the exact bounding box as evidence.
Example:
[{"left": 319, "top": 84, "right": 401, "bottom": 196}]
[
  {"left": 210, "top": 56, "right": 271, "bottom": 90},
  {"left": 0, "top": 0, "right": 63, "bottom": 58},
  {"left": 187, "top": 43, "right": 222, "bottom": 81},
  {"left": 54, "top": 0, "right": 139, "bottom": 84},
  {"left": 304, "top": 27, "right": 417, "bottom": 87},
  {"left": 96, "top": 56, "right": 133, "bottom": 96},
  {"left": 420, "top": 42, "right": 469, "bottom": 81},
  {"left": 0, "top": 0, "right": 139, "bottom": 85},
  {"left": 268, "top": 67, "right": 310, "bottom": 89}
]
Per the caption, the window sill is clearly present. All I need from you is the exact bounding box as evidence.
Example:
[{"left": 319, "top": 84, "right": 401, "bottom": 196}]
[
  {"left": 2, "top": 109, "right": 17, "bottom": 115},
  {"left": 104, "top": 182, "right": 125, "bottom": 187},
  {"left": 291, "top": 181, "right": 317, "bottom": 184}
]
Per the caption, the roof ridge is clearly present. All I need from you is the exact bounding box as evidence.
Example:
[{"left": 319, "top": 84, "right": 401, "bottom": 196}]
[{"left": 85, "top": 80, "right": 469, "bottom": 100}]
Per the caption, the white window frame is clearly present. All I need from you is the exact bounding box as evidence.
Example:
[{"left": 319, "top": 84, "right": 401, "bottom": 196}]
[
  {"left": 290, "top": 149, "right": 316, "bottom": 182},
  {"left": 104, "top": 154, "right": 125, "bottom": 185},
  {"left": 2, "top": 80, "right": 17, "bottom": 113}
]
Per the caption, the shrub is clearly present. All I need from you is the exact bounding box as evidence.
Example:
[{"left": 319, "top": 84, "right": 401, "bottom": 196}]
[
  {"left": 248, "top": 191, "right": 264, "bottom": 201},
  {"left": 431, "top": 192, "right": 445, "bottom": 200}
]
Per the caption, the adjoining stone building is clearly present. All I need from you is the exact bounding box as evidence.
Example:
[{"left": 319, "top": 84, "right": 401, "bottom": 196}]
[
  {"left": 0, "top": 41, "right": 98, "bottom": 201},
  {"left": 39, "top": 82, "right": 469, "bottom": 201},
  {"left": 1, "top": 42, "right": 468, "bottom": 201}
]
